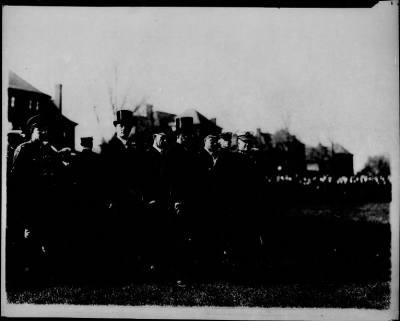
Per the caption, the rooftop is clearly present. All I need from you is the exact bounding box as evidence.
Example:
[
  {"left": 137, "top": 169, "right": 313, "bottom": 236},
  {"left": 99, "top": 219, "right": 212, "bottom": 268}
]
[{"left": 8, "top": 71, "right": 50, "bottom": 96}]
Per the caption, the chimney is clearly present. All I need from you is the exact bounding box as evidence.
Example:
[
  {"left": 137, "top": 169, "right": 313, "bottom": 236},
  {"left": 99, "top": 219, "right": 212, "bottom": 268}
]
[
  {"left": 210, "top": 118, "right": 217, "bottom": 125},
  {"left": 146, "top": 104, "right": 154, "bottom": 127},
  {"left": 146, "top": 104, "right": 153, "bottom": 118},
  {"left": 54, "top": 84, "right": 63, "bottom": 113}
]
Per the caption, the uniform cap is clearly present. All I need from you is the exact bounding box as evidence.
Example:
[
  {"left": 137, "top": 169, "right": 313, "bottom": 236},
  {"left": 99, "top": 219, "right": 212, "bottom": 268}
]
[
  {"left": 153, "top": 132, "right": 167, "bottom": 139},
  {"left": 237, "top": 131, "right": 254, "bottom": 142},
  {"left": 204, "top": 134, "right": 218, "bottom": 141},
  {"left": 26, "top": 114, "right": 49, "bottom": 132}
]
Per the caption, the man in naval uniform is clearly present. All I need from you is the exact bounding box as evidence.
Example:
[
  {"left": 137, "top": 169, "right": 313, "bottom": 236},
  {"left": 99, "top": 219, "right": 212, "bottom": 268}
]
[{"left": 9, "top": 114, "right": 63, "bottom": 285}]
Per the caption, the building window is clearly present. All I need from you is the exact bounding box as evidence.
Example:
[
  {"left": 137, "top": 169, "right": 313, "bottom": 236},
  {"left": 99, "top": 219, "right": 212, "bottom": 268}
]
[
  {"left": 36, "top": 101, "right": 39, "bottom": 111},
  {"left": 11, "top": 97, "right": 15, "bottom": 108},
  {"left": 29, "top": 100, "right": 32, "bottom": 109}
]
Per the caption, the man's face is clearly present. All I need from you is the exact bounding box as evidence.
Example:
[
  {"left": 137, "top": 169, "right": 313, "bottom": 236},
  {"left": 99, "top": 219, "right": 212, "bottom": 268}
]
[
  {"left": 178, "top": 133, "right": 192, "bottom": 146},
  {"left": 219, "top": 138, "right": 231, "bottom": 149},
  {"left": 238, "top": 139, "right": 251, "bottom": 153},
  {"left": 116, "top": 122, "right": 133, "bottom": 140},
  {"left": 205, "top": 137, "right": 218, "bottom": 153},
  {"left": 154, "top": 134, "right": 167, "bottom": 150},
  {"left": 31, "top": 126, "right": 48, "bottom": 142}
]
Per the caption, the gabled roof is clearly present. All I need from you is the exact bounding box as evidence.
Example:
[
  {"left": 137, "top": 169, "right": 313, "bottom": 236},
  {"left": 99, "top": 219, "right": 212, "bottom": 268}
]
[
  {"left": 8, "top": 71, "right": 50, "bottom": 97},
  {"left": 154, "top": 110, "right": 176, "bottom": 118},
  {"left": 177, "top": 109, "right": 222, "bottom": 129},
  {"left": 306, "top": 143, "right": 352, "bottom": 160},
  {"left": 332, "top": 143, "right": 351, "bottom": 154}
]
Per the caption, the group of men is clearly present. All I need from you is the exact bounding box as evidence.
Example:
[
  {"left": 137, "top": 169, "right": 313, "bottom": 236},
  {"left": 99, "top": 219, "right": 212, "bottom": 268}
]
[{"left": 7, "top": 109, "right": 265, "bottom": 287}]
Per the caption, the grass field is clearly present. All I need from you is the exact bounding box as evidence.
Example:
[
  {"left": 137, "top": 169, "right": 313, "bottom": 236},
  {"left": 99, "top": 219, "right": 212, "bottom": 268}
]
[{"left": 6, "top": 202, "right": 392, "bottom": 309}]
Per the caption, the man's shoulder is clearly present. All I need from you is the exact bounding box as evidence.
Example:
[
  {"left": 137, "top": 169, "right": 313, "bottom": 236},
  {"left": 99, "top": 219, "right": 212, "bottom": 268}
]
[
  {"left": 198, "top": 149, "right": 212, "bottom": 161},
  {"left": 101, "top": 136, "right": 121, "bottom": 151},
  {"left": 146, "top": 146, "right": 161, "bottom": 156},
  {"left": 14, "top": 141, "right": 35, "bottom": 155},
  {"left": 17, "top": 141, "right": 32, "bottom": 149},
  {"left": 105, "top": 135, "right": 119, "bottom": 145},
  {"left": 79, "top": 149, "right": 99, "bottom": 159},
  {"left": 167, "top": 144, "right": 184, "bottom": 156}
]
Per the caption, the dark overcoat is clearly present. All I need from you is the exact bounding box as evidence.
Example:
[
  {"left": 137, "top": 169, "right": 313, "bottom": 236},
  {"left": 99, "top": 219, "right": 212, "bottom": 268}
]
[
  {"left": 10, "top": 140, "right": 62, "bottom": 240},
  {"left": 143, "top": 146, "right": 171, "bottom": 206}
]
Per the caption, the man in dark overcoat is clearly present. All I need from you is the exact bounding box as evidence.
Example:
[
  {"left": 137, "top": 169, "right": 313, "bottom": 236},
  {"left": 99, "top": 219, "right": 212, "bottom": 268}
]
[
  {"left": 9, "top": 115, "right": 63, "bottom": 285},
  {"left": 229, "top": 132, "right": 264, "bottom": 278},
  {"left": 142, "top": 132, "right": 171, "bottom": 276},
  {"left": 167, "top": 117, "right": 204, "bottom": 285},
  {"left": 197, "top": 134, "right": 227, "bottom": 276},
  {"left": 70, "top": 136, "right": 103, "bottom": 281},
  {"left": 100, "top": 109, "right": 145, "bottom": 282}
]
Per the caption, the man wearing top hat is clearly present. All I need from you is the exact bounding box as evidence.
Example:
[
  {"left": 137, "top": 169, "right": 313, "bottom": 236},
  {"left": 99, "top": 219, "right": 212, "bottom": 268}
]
[
  {"left": 167, "top": 117, "right": 204, "bottom": 284},
  {"left": 9, "top": 114, "right": 63, "bottom": 285},
  {"left": 100, "top": 109, "right": 146, "bottom": 282}
]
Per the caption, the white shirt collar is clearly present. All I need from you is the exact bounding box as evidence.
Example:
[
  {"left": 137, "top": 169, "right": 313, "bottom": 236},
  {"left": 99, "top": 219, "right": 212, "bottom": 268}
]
[{"left": 117, "top": 136, "right": 129, "bottom": 147}]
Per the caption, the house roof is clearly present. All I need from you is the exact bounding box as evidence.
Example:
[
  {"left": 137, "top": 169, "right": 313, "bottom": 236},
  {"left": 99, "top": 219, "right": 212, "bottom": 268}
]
[
  {"left": 8, "top": 71, "right": 50, "bottom": 97},
  {"left": 332, "top": 143, "right": 351, "bottom": 154},
  {"left": 177, "top": 109, "right": 222, "bottom": 129},
  {"left": 306, "top": 143, "right": 352, "bottom": 160},
  {"left": 57, "top": 112, "right": 78, "bottom": 127}
]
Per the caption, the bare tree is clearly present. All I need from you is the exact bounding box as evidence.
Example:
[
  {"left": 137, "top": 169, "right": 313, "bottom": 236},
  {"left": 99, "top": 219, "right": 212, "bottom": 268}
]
[
  {"left": 107, "top": 62, "right": 131, "bottom": 114},
  {"left": 280, "top": 109, "right": 292, "bottom": 131},
  {"left": 359, "top": 155, "right": 391, "bottom": 177}
]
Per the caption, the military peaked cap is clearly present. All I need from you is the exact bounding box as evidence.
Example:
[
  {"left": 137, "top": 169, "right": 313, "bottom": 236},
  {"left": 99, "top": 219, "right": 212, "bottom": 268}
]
[
  {"left": 237, "top": 131, "right": 254, "bottom": 142},
  {"left": 204, "top": 134, "right": 218, "bottom": 141},
  {"left": 153, "top": 132, "right": 167, "bottom": 139},
  {"left": 26, "top": 114, "right": 50, "bottom": 132}
]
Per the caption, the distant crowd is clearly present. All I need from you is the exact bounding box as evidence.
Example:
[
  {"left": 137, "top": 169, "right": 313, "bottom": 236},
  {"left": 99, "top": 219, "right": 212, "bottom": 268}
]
[
  {"left": 6, "top": 110, "right": 391, "bottom": 288},
  {"left": 265, "top": 174, "right": 391, "bottom": 204}
]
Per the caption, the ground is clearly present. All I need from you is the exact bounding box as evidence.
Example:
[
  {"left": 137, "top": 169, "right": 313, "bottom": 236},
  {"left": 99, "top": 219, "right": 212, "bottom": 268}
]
[
  {"left": 6, "top": 281, "right": 390, "bottom": 309},
  {"left": 5, "top": 202, "right": 392, "bottom": 309}
]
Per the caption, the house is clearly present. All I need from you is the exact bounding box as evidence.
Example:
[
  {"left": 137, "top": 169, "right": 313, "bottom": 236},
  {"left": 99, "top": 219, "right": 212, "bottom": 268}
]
[
  {"left": 271, "top": 129, "right": 306, "bottom": 174},
  {"left": 331, "top": 143, "right": 354, "bottom": 176},
  {"left": 306, "top": 143, "right": 354, "bottom": 176},
  {"left": 7, "top": 71, "right": 77, "bottom": 149},
  {"left": 175, "top": 109, "right": 222, "bottom": 138}
]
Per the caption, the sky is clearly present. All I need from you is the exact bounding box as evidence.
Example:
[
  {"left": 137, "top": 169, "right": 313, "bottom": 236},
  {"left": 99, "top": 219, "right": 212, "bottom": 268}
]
[{"left": 3, "top": 4, "right": 399, "bottom": 172}]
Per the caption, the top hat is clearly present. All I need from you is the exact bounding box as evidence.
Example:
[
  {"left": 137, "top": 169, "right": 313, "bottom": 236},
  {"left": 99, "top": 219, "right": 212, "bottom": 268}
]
[
  {"left": 26, "top": 114, "right": 50, "bottom": 132},
  {"left": 80, "top": 136, "right": 93, "bottom": 147},
  {"left": 113, "top": 110, "right": 134, "bottom": 126},
  {"left": 219, "top": 132, "right": 232, "bottom": 141},
  {"left": 175, "top": 117, "right": 194, "bottom": 134}
]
